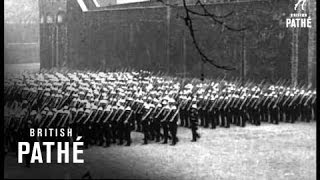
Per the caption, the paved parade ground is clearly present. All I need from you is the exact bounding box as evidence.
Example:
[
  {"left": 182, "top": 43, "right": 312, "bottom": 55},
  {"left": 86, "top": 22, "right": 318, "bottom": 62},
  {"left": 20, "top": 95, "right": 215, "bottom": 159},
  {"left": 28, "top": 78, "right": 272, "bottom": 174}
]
[{"left": 4, "top": 122, "right": 316, "bottom": 180}]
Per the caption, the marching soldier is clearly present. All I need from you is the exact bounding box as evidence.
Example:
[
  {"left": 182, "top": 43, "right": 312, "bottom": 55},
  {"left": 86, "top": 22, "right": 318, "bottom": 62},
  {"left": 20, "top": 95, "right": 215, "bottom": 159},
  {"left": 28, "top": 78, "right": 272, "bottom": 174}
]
[{"left": 168, "top": 104, "right": 179, "bottom": 145}]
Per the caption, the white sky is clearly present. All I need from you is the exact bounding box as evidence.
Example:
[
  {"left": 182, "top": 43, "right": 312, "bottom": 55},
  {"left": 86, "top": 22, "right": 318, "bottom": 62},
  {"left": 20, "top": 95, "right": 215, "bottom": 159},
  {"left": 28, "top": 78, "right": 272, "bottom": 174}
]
[{"left": 116, "top": 0, "right": 149, "bottom": 5}]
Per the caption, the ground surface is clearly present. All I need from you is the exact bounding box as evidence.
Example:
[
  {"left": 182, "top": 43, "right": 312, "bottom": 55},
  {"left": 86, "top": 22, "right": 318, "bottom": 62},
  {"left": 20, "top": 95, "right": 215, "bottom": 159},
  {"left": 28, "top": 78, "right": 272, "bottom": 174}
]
[{"left": 4, "top": 122, "right": 316, "bottom": 180}]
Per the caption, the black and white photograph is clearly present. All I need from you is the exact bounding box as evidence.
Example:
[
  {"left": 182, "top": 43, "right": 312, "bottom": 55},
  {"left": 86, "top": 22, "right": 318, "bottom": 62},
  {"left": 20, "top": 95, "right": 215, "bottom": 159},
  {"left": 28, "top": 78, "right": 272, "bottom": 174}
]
[{"left": 3, "top": 0, "right": 317, "bottom": 179}]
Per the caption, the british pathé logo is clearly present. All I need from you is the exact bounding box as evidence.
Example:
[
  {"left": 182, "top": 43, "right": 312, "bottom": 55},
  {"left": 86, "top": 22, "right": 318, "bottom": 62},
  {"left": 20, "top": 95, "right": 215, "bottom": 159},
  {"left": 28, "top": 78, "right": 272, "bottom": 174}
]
[
  {"left": 286, "top": 0, "right": 311, "bottom": 28},
  {"left": 294, "top": 0, "right": 307, "bottom": 11}
]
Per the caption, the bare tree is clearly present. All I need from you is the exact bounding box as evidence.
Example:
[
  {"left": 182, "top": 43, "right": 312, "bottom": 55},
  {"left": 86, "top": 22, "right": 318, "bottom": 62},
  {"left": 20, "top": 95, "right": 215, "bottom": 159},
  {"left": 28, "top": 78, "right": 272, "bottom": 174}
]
[{"left": 157, "top": 0, "right": 248, "bottom": 71}]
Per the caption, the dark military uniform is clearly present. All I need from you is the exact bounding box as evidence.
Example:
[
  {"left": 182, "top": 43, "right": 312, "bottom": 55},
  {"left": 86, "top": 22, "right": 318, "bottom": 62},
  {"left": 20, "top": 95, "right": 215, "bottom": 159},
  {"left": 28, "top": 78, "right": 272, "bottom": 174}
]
[
  {"left": 168, "top": 106, "right": 179, "bottom": 145},
  {"left": 190, "top": 104, "right": 200, "bottom": 142}
]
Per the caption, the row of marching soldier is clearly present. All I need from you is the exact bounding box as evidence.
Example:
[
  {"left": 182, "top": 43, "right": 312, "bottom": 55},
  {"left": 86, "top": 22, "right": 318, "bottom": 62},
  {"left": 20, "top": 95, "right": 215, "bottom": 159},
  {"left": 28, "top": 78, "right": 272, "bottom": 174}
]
[{"left": 4, "top": 70, "right": 316, "bottom": 156}]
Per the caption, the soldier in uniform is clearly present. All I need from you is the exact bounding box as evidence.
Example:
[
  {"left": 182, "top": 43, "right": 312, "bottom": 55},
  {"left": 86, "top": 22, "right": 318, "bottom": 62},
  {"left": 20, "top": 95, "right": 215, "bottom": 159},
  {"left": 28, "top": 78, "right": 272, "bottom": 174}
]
[
  {"left": 123, "top": 106, "right": 134, "bottom": 146},
  {"left": 141, "top": 103, "right": 151, "bottom": 144},
  {"left": 152, "top": 103, "right": 162, "bottom": 142},
  {"left": 168, "top": 105, "right": 179, "bottom": 145},
  {"left": 190, "top": 104, "right": 200, "bottom": 142},
  {"left": 159, "top": 101, "right": 170, "bottom": 144}
]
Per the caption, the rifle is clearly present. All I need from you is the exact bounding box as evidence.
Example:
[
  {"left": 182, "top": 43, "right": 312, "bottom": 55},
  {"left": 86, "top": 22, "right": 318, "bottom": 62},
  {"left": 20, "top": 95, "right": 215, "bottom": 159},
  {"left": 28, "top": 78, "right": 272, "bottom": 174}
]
[
  {"left": 15, "top": 111, "right": 28, "bottom": 132},
  {"left": 83, "top": 110, "right": 96, "bottom": 125},
  {"left": 95, "top": 109, "right": 107, "bottom": 123},
  {"left": 155, "top": 106, "right": 166, "bottom": 119},
  {"left": 223, "top": 96, "right": 234, "bottom": 111},
  {"left": 57, "top": 112, "right": 69, "bottom": 127},
  {"left": 47, "top": 111, "right": 63, "bottom": 128},
  {"left": 103, "top": 109, "right": 115, "bottom": 124},
  {"left": 169, "top": 105, "right": 182, "bottom": 122},
  {"left": 141, "top": 108, "right": 153, "bottom": 122},
  {"left": 303, "top": 95, "right": 313, "bottom": 107},
  {"left": 76, "top": 111, "right": 87, "bottom": 124},
  {"left": 161, "top": 109, "right": 172, "bottom": 123},
  {"left": 39, "top": 113, "right": 52, "bottom": 128},
  {"left": 208, "top": 97, "right": 220, "bottom": 112},
  {"left": 124, "top": 111, "right": 133, "bottom": 124},
  {"left": 109, "top": 108, "right": 121, "bottom": 123},
  {"left": 115, "top": 109, "right": 126, "bottom": 123}
]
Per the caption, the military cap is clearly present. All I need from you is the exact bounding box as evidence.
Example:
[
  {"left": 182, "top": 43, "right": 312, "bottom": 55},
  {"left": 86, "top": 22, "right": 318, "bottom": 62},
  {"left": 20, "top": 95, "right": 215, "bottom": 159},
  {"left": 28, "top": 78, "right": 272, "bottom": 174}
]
[
  {"left": 149, "top": 104, "right": 155, "bottom": 108},
  {"left": 30, "top": 110, "right": 37, "bottom": 116},
  {"left": 125, "top": 106, "right": 132, "bottom": 111},
  {"left": 99, "top": 100, "right": 108, "bottom": 104},
  {"left": 161, "top": 100, "right": 168, "bottom": 105},
  {"left": 47, "top": 111, "right": 53, "bottom": 116},
  {"left": 87, "top": 93, "right": 94, "bottom": 97},
  {"left": 92, "top": 105, "right": 98, "bottom": 110},
  {"left": 118, "top": 105, "right": 124, "bottom": 110},
  {"left": 85, "top": 103, "right": 91, "bottom": 109}
]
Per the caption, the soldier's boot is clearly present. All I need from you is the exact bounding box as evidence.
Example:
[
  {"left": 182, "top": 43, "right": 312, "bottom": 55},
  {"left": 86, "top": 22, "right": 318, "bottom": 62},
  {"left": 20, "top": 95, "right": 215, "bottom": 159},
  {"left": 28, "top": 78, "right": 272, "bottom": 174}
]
[
  {"left": 143, "top": 130, "right": 148, "bottom": 145},
  {"left": 274, "top": 117, "right": 279, "bottom": 124},
  {"left": 162, "top": 138, "right": 168, "bottom": 144},
  {"left": 137, "top": 119, "right": 142, "bottom": 132},
  {"left": 191, "top": 128, "right": 197, "bottom": 142},
  {"left": 196, "top": 132, "right": 201, "bottom": 138},
  {"left": 185, "top": 118, "right": 189, "bottom": 128},
  {"left": 256, "top": 119, "right": 261, "bottom": 126},
  {"left": 149, "top": 130, "right": 155, "bottom": 141},
  {"left": 307, "top": 110, "right": 312, "bottom": 122},
  {"left": 241, "top": 117, "right": 246, "bottom": 127},
  {"left": 125, "top": 134, "right": 131, "bottom": 146},
  {"left": 211, "top": 119, "right": 216, "bottom": 129},
  {"left": 200, "top": 116, "right": 204, "bottom": 127},
  {"left": 171, "top": 138, "right": 176, "bottom": 145},
  {"left": 98, "top": 136, "right": 104, "bottom": 146},
  {"left": 180, "top": 116, "right": 185, "bottom": 127},
  {"left": 160, "top": 133, "right": 164, "bottom": 140},
  {"left": 118, "top": 137, "right": 124, "bottom": 145},
  {"left": 279, "top": 112, "right": 283, "bottom": 122},
  {"left": 220, "top": 116, "right": 225, "bottom": 127},
  {"left": 112, "top": 136, "right": 116, "bottom": 144},
  {"left": 155, "top": 129, "right": 161, "bottom": 142},
  {"left": 162, "top": 131, "right": 168, "bottom": 144},
  {"left": 225, "top": 118, "right": 230, "bottom": 128},
  {"left": 156, "top": 136, "right": 160, "bottom": 142},
  {"left": 104, "top": 140, "right": 110, "bottom": 147},
  {"left": 170, "top": 131, "right": 177, "bottom": 146}
]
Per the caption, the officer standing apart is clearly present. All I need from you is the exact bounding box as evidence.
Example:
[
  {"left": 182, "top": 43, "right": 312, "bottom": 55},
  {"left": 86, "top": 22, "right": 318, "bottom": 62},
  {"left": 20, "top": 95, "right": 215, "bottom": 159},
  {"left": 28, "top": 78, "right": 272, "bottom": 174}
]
[{"left": 190, "top": 104, "right": 200, "bottom": 142}]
